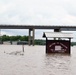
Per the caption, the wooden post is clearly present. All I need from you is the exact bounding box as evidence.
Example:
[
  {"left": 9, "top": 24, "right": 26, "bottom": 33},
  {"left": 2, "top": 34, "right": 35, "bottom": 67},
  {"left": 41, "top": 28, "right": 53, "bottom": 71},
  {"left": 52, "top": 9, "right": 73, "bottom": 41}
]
[
  {"left": 0, "top": 29, "right": 1, "bottom": 43},
  {"left": 22, "top": 45, "right": 24, "bottom": 52},
  {"left": 69, "top": 38, "right": 71, "bottom": 54},
  {"left": 46, "top": 37, "right": 48, "bottom": 53}
]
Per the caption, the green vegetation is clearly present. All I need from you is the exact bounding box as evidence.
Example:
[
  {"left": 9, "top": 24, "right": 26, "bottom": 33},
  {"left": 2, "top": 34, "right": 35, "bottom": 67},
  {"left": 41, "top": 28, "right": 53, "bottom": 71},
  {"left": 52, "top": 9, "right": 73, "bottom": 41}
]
[
  {"left": 0, "top": 35, "right": 28, "bottom": 41},
  {"left": 35, "top": 39, "right": 46, "bottom": 45},
  {"left": 0, "top": 35, "right": 46, "bottom": 45},
  {"left": 71, "top": 42, "right": 76, "bottom": 46}
]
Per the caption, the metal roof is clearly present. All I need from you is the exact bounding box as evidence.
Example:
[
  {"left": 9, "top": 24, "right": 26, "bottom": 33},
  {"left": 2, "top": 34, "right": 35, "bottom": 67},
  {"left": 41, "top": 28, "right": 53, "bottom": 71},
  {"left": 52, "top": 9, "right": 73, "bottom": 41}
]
[{"left": 43, "top": 32, "right": 73, "bottom": 38}]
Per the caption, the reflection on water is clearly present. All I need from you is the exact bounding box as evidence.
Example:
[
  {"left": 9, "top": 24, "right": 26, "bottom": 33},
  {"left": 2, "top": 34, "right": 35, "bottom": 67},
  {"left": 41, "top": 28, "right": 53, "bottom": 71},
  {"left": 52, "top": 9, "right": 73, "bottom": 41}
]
[
  {"left": 0, "top": 45, "right": 76, "bottom": 75},
  {"left": 44, "top": 54, "right": 71, "bottom": 75},
  {"left": 4, "top": 51, "right": 24, "bottom": 56}
]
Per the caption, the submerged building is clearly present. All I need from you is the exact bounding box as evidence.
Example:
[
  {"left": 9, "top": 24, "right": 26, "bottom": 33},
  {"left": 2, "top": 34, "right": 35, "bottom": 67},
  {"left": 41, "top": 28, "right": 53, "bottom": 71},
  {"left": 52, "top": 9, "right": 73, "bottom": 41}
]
[{"left": 43, "top": 32, "right": 73, "bottom": 54}]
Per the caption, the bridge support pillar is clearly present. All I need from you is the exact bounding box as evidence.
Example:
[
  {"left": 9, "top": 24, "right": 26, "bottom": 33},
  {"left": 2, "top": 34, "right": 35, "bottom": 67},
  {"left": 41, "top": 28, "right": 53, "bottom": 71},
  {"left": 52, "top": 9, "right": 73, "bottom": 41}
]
[
  {"left": 28, "top": 28, "right": 35, "bottom": 46},
  {"left": 54, "top": 29, "right": 61, "bottom": 40}
]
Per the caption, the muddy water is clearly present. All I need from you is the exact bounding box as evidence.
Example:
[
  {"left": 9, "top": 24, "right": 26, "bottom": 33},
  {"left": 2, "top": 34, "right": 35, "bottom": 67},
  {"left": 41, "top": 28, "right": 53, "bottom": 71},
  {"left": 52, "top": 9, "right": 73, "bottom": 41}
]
[{"left": 0, "top": 45, "right": 76, "bottom": 75}]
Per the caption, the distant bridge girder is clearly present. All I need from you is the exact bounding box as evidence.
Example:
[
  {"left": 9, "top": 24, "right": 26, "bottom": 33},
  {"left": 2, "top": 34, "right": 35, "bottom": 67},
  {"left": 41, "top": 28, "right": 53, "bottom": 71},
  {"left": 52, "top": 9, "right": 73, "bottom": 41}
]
[
  {"left": 61, "top": 28, "right": 76, "bottom": 31},
  {"left": 0, "top": 25, "right": 76, "bottom": 30}
]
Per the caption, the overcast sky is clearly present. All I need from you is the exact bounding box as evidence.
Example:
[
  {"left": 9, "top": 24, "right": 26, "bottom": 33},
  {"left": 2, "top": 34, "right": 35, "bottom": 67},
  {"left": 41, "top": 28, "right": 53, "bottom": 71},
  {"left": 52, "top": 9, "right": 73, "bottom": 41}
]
[{"left": 0, "top": 0, "right": 76, "bottom": 40}]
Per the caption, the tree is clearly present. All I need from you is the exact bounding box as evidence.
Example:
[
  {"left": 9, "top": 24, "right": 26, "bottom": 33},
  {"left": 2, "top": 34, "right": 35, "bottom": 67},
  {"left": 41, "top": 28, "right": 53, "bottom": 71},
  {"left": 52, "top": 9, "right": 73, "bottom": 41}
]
[
  {"left": 2, "top": 35, "right": 10, "bottom": 41},
  {"left": 20, "top": 36, "right": 28, "bottom": 41}
]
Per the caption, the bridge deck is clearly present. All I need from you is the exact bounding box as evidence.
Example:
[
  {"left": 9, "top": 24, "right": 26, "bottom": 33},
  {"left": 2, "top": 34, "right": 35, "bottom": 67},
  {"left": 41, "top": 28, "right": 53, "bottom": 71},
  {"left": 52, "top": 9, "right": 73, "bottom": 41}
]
[{"left": 0, "top": 25, "right": 76, "bottom": 31}]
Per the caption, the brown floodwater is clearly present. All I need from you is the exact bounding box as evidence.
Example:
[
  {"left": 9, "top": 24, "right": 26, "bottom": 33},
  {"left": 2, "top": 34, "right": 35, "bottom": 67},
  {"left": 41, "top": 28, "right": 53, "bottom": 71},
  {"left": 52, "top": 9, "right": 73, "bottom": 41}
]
[{"left": 0, "top": 45, "right": 76, "bottom": 75}]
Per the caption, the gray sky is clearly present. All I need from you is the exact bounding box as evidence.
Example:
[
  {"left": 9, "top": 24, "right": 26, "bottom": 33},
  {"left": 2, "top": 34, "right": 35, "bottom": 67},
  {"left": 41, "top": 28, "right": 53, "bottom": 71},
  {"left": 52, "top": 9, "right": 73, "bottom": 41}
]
[{"left": 0, "top": 0, "right": 76, "bottom": 40}]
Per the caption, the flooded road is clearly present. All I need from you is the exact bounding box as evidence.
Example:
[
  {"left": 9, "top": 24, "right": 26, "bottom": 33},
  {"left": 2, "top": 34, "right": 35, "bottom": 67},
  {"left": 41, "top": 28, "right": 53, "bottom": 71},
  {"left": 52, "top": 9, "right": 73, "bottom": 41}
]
[{"left": 0, "top": 45, "right": 76, "bottom": 75}]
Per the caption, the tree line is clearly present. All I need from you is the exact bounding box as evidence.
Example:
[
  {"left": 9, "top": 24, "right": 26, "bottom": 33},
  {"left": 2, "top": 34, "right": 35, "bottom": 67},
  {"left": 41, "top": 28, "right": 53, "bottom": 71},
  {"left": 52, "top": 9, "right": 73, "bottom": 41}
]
[
  {"left": 0, "top": 35, "right": 46, "bottom": 45},
  {"left": 0, "top": 35, "right": 28, "bottom": 41}
]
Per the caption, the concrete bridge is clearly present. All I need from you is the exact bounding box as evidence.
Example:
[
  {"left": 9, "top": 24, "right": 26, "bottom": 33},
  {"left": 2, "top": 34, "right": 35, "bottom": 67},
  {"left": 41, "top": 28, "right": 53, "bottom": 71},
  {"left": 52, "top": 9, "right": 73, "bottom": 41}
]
[{"left": 0, "top": 24, "right": 76, "bottom": 45}]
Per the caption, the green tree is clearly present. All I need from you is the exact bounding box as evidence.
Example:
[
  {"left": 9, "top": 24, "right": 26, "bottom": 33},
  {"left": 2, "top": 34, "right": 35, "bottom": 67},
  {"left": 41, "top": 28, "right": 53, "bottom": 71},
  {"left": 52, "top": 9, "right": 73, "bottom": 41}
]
[
  {"left": 2, "top": 35, "right": 10, "bottom": 41},
  {"left": 20, "top": 36, "right": 28, "bottom": 41},
  {"left": 0, "top": 35, "right": 30, "bottom": 43}
]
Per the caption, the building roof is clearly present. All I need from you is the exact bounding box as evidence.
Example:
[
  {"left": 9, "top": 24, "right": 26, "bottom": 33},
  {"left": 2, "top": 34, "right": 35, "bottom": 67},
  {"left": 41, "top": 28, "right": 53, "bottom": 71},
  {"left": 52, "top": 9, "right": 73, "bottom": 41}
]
[{"left": 43, "top": 32, "right": 73, "bottom": 38}]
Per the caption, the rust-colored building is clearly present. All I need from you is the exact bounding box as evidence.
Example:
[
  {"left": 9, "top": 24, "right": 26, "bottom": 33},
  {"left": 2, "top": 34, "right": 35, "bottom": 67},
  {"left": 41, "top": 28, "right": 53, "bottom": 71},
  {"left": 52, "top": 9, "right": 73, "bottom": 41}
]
[{"left": 43, "top": 32, "right": 73, "bottom": 54}]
